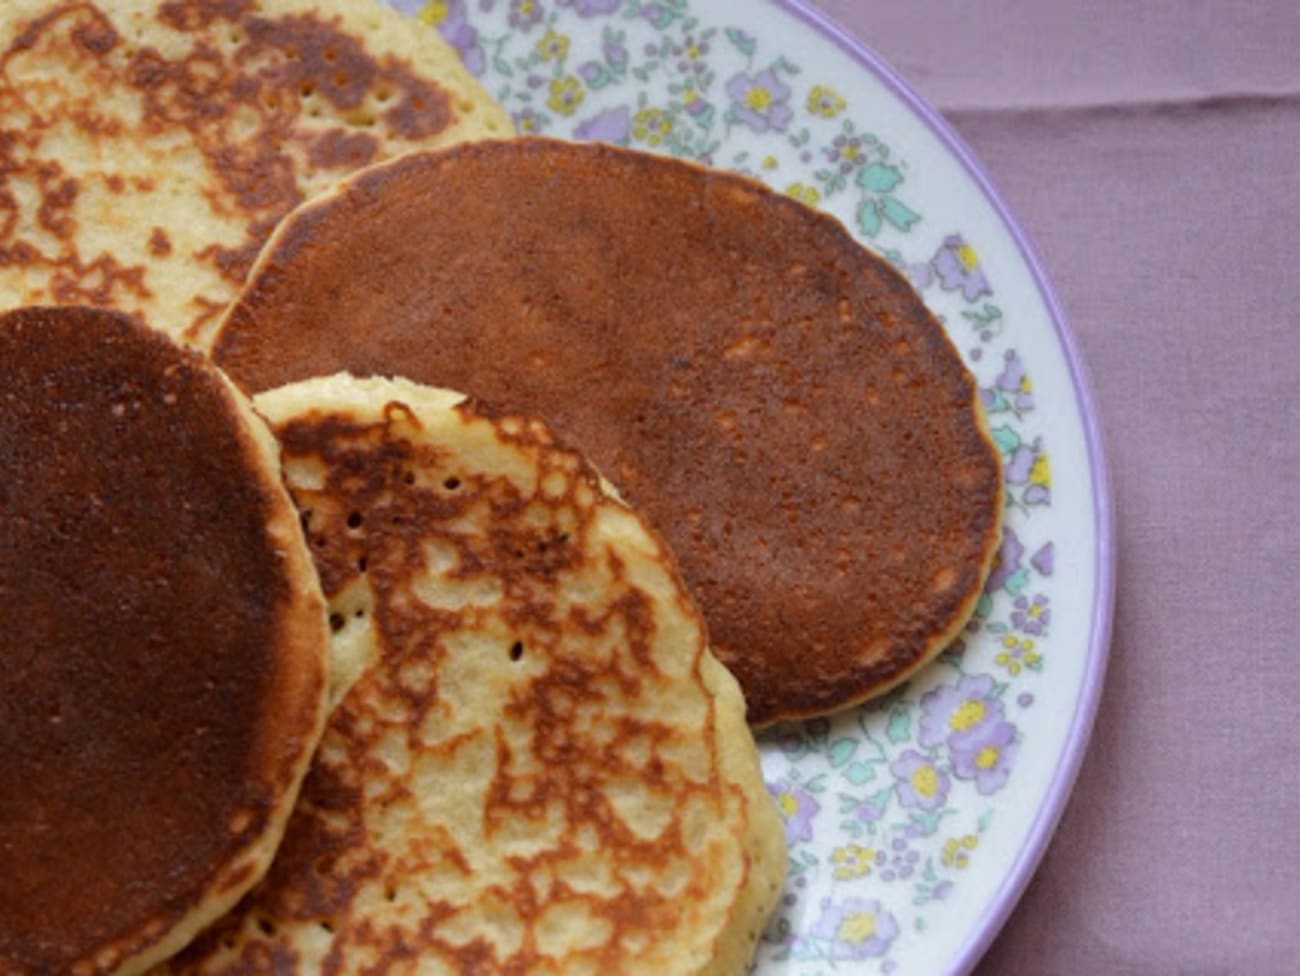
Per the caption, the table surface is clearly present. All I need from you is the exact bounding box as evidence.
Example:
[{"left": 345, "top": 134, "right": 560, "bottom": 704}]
[{"left": 806, "top": 1, "right": 1300, "bottom": 972}]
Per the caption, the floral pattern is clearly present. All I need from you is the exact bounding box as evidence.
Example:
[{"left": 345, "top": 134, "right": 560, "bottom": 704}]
[{"left": 388, "top": 1, "right": 1074, "bottom": 971}]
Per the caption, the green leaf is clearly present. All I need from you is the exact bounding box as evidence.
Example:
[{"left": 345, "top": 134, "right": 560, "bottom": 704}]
[
  {"left": 978, "top": 809, "right": 995, "bottom": 832},
  {"left": 992, "top": 682, "right": 1009, "bottom": 698},
  {"left": 858, "top": 161, "right": 903, "bottom": 193},
  {"left": 886, "top": 706, "right": 912, "bottom": 744},
  {"left": 991, "top": 424, "right": 1021, "bottom": 453},
  {"left": 910, "top": 810, "right": 943, "bottom": 836},
  {"left": 724, "top": 27, "right": 756, "bottom": 57},
  {"left": 857, "top": 199, "right": 882, "bottom": 237},
  {"left": 982, "top": 387, "right": 1010, "bottom": 414},
  {"left": 845, "top": 761, "right": 876, "bottom": 786},
  {"left": 975, "top": 592, "right": 993, "bottom": 618},
  {"left": 1005, "top": 567, "right": 1030, "bottom": 596},
  {"left": 828, "top": 737, "right": 858, "bottom": 768},
  {"left": 880, "top": 195, "right": 921, "bottom": 231}
]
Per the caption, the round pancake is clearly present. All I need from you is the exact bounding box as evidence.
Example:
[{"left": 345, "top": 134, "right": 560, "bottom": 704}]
[
  {"left": 212, "top": 138, "right": 1004, "bottom": 725},
  {"left": 0, "top": 0, "right": 511, "bottom": 345},
  {"left": 0, "top": 307, "right": 330, "bottom": 975},
  {"left": 160, "top": 373, "right": 786, "bottom": 976}
]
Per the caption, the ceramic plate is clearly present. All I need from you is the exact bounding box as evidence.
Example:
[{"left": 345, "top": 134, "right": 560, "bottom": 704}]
[{"left": 384, "top": 0, "right": 1115, "bottom": 971}]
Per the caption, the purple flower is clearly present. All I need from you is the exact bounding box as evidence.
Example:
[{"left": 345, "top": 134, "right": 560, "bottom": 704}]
[
  {"left": 574, "top": 105, "right": 630, "bottom": 144},
  {"left": 1031, "top": 542, "right": 1054, "bottom": 576},
  {"left": 640, "top": 2, "right": 672, "bottom": 27},
  {"left": 810, "top": 897, "right": 899, "bottom": 960},
  {"left": 984, "top": 525, "right": 1024, "bottom": 594},
  {"left": 577, "top": 60, "right": 602, "bottom": 83},
  {"left": 932, "top": 880, "right": 954, "bottom": 901},
  {"left": 995, "top": 349, "right": 1034, "bottom": 410},
  {"left": 890, "top": 749, "right": 950, "bottom": 812},
  {"left": 854, "top": 797, "right": 885, "bottom": 824},
  {"left": 1005, "top": 435, "right": 1050, "bottom": 505},
  {"left": 507, "top": 0, "right": 544, "bottom": 30},
  {"left": 557, "top": 0, "right": 620, "bottom": 14},
  {"left": 769, "top": 779, "right": 820, "bottom": 845},
  {"left": 907, "top": 262, "right": 933, "bottom": 289},
  {"left": 825, "top": 133, "right": 868, "bottom": 170},
  {"left": 933, "top": 233, "right": 992, "bottom": 301},
  {"left": 919, "top": 674, "right": 1005, "bottom": 751},
  {"left": 602, "top": 39, "right": 628, "bottom": 68},
  {"left": 1012, "top": 593, "right": 1051, "bottom": 635},
  {"left": 725, "top": 69, "right": 794, "bottom": 133},
  {"left": 427, "top": 1, "right": 486, "bottom": 76},
  {"left": 951, "top": 720, "right": 1020, "bottom": 794},
  {"left": 512, "top": 106, "right": 543, "bottom": 134}
]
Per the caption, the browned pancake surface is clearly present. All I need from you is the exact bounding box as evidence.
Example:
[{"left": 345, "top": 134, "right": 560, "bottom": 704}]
[
  {"left": 0, "top": 307, "right": 326, "bottom": 974},
  {"left": 0, "top": 0, "right": 508, "bottom": 342},
  {"left": 214, "top": 138, "right": 1002, "bottom": 724}
]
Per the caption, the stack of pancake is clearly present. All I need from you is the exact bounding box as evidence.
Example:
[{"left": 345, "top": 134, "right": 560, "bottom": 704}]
[{"left": 0, "top": 2, "right": 1001, "bottom": 973}]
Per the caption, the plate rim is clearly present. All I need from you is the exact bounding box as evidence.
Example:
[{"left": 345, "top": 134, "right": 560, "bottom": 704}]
[{"left": 769, "top": 1, "right": 1117, "bottom": 971}]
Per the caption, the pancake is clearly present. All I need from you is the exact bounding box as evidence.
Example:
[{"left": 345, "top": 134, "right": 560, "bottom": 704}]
[
  {"left": 0, "top": 0, "right": 510, "bottom": 345},
  {"left": 0, "top": 307, "right": 329, "bottom": 975},
  {"left": 212, "top": 137, "right": 1004, "bottom": 725},
  {"left": 160, "top": 373, "right": 786, "bottom": 976}
]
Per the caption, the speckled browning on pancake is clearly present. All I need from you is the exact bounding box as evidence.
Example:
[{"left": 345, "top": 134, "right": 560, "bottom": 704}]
[
  {"left": 213, "top": 138, "right": 1004, "bottom": 724},
  {"left": 158, "top": 374, "right": 785, "bottom": 976},
  {"left": 0, "top": 307, "right": 329, "bottom": 975},
  {"left": 0, "top": 0, "right": 509, "bottom": 343}
]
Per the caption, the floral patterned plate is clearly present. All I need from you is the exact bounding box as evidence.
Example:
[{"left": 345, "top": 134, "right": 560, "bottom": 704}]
[{"left": 385, "top": 0, "right": 1115, "bottom": 972}]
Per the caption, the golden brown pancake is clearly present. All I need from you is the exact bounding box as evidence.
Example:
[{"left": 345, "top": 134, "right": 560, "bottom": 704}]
[
  {"left": 0, "top": 307, "right": 330, "bottom": 975},
  {"left": 212, "top": 138, "right": 1003, "bottom": 725},
  {"left": 0, "top": 0, "right": 510, "bottom": 345},
  {"left": 158, "top": 374, "right": 786, "bottom": 976}
]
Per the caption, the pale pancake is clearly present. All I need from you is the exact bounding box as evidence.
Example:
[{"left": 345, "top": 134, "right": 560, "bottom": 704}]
[
  {"left": 160, "top": 373, "right": 786, "bottom": 976},
  {"left": 213, "top": 138, "right": 1004, "bottom": 725},
  {"left": 0, "top": 307, "right": 329, "bottom": 976},
  {"left": 0, "top": 0, "right": 510, "bottom": 344}
]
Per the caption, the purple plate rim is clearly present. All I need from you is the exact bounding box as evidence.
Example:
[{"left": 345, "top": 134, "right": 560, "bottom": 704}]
[{"left": 770, "top": 1, "right": 1117, "bottom": 972}]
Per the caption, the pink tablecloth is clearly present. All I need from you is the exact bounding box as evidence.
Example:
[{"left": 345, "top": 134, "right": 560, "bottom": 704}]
[{"left": 809, "top": 1, "right": 1300, "bottom": 972}]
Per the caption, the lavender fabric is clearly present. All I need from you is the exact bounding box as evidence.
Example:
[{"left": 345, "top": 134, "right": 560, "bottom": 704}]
[{"left": 810, "top": 1, "right": 1300, "bottom": 972}]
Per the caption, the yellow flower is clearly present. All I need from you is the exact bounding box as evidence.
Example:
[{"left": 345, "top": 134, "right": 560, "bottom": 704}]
[
  {"left": 418, "top": 0, "right": 449, "bottom": 25},
  {"left": 1029, "top": 450, "right": 1051, "bottom": 488},
  {"left": 633, "top": 107, "right": 672, "bottom": 145},
  {"left": 942, "top": 836, "right": 974, "bottom": 869},
  {"left": 807, "top": 84, "right": 846, "bottom": 118},
  {"left": 785, "top": 182, "right": 821, "bottom": 205},
  {"left": 941, "top": 842, "right": 972, "bottom": 868},
  {"left": 762, "top": 155, "right": 778, "bottom": 171},
  {"left": 830, "top": 843, "right": 875, "bottom": 880},
  {"left": 537, "top": 28, "right": 570, "bottom": 62},
  {"left": 547, "top": 76, "right": 584, "bottom": 116}
]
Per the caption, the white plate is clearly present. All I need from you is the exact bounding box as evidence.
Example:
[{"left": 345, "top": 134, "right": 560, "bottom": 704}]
[{"left": 386, "top": 0, "right": 1115, "bottom": 971}]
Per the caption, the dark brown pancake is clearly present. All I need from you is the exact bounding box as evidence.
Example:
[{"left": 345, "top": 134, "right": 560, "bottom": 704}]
[
  {"left": 213, "top": 138, "right": 1002, "bottom": 725},
  {"left": 0, "top": 307, "right": 328, "bottom": 975}
]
